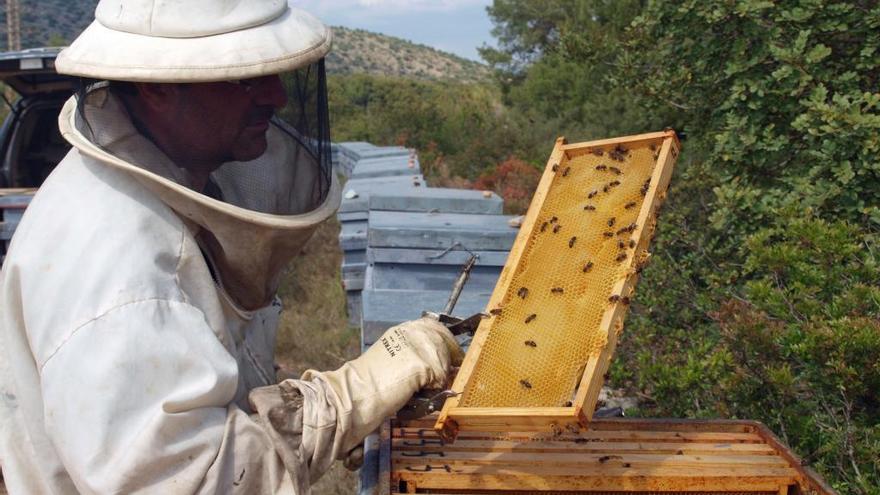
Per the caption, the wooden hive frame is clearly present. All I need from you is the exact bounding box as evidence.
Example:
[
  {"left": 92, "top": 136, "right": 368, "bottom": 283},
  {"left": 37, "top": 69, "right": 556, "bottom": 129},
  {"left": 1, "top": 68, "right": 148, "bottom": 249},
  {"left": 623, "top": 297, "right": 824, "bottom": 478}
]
[
  {"left": 383, "top": 416, "right": 835, "bottom": 494},
  {"left": 436, "top": 130, "right": 681, "bottom": 440}
]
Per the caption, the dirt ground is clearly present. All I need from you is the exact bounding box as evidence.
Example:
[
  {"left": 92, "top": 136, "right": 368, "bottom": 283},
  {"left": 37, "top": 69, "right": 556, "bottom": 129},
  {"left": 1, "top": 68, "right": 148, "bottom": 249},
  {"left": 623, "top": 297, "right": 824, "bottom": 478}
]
[{"left": 275, "top": 216, "right": 361, "bottom": 494}]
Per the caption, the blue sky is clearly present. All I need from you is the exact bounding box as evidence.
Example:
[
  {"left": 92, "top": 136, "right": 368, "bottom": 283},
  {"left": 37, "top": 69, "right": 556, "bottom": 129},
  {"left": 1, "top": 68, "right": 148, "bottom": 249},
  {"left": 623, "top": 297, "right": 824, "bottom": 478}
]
[{"left": 295, "top": 0, "right": 496, "bottom": 62}]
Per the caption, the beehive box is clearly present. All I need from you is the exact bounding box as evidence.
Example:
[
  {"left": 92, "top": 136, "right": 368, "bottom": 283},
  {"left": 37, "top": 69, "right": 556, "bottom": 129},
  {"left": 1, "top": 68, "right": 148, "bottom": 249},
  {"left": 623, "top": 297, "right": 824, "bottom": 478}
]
[
  {"left": 437, "top": 131, "right": 680, "bottom": 439},
  {"left": 381, "top": 416, "right": 834, "bottom": 494}
]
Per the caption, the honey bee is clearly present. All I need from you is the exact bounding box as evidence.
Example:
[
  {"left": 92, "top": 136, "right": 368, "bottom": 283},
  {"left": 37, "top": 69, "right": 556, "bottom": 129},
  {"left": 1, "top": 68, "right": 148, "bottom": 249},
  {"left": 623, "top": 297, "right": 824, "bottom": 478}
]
[
  {"left": 525, "top": 314, "right": 537, "bottom": 324},
  {"left": 617, "top": 240, "right": 625, "bottom": 249},
  {"left": 540, "top": 221, "right": 549, "bottom": 232},
  {"left": 489, "top": 307, "right": 502, "bottom": 316},
  {"left": 517, "top": 287, "right": 529, "bottom": 299},
  {"left": 603, "top": 231, "right": 614, "bottom": 238},
  {"left": 569, "top": 236, "right": 577, "bottom": 248},
  {"left": 553, "top": 224, "right": 561, "bottom": 234},
  {"left": 520, "top": 379, "right": 533, "bottom": 389},
  {"left": 609, "top": 295, "right": 621, "bottom": 303},
  {"left": 621, "top": 296, "right": 631, "bottom": 305},
  {"left": 609, "top": 180, "right": 621, "bottom": 187},
  {"left": 562, "top": 167, "right": 571, "bottom": 177},
  {"left": 649, "top": 144, "right": 657, "bottom": 152},
  {"left": 583, "top": 205, "right": 596, "bottom": 211},
  {"left": 610, "top": 144, "right": 628, "bottom": 162},
  {"left": 595, "top": 165, "right": 607, "bottom": 171},
  {"left": 602, "top": 185, "right": 610, "bottom": 193},
  {"left": 582, "top": 261, "right": 594, "bottom": 273},
  {"left": 607, "top": 217, "right": 615, "bottom": 227},
  {"left": 624, "top": 201, "right": 637, "bottom": 210},
  {"left": 616, "top": 252, "right": 628, "bottom": 262},
  {"left": 609, "top": 166, "right": 621, "bottom": 175},
  {"left": 618, "top": 223, "right": 637, "bottom": 235},
  {"left": 551, "top": 287, "right": 564, "bottom": 294},
  {"left": 629, "top": 240, "right": 636, "bottom": 248},
  {"left": 588, "top": 190, "right": 598, "bottom": 199},
  {"left": 552, "top": 164, "right": 558, "bottom": 172},
  {"left": 591, "top": 149, "right": 604, "bottom": 157},
  {"left": 524, "top": 340, "right": 537, "bottom": 347},
  {"left": 550, "top": 216, "right": 558, "bottom": 224}
]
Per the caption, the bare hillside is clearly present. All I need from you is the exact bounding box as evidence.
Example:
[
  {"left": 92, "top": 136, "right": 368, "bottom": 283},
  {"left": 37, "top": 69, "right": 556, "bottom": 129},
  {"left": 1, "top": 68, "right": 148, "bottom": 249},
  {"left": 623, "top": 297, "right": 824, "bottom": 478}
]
[
  {"left": 326, "top": 26, "right": 490, "bottom": 83},
  {"left": 2, "top": 2, "right": 489, "bottom": 83}
]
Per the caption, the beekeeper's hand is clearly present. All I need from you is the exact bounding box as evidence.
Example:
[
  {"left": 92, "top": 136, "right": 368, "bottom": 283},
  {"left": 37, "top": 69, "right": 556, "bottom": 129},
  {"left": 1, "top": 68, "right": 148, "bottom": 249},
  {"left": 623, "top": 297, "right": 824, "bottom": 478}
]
[{"left": 301, "top": 317, "right": 463, "bottom": 455}]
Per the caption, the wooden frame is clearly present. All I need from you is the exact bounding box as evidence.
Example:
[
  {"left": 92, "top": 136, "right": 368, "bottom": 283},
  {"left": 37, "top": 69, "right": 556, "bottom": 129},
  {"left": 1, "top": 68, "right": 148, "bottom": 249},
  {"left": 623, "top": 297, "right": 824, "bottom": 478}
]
[
  {"left": 436, "top": 130, "right": 681, "bottom": 440},
  {"left": 385, "top": 416, "right": 835, "bottom": 494}
]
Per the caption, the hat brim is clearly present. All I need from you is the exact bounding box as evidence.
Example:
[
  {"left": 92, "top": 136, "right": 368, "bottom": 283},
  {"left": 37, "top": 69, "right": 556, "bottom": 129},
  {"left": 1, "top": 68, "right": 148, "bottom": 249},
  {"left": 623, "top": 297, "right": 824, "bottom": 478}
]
[{"left": 56, "top": 2, "right": 331, "bottom": 82}]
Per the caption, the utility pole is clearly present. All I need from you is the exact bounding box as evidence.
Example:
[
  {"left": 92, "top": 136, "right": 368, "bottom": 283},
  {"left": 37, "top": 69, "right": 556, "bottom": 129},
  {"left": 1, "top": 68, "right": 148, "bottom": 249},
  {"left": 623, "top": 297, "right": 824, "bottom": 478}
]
[{"left": 6, "top": 0, "right": 21, "bottom": 51}]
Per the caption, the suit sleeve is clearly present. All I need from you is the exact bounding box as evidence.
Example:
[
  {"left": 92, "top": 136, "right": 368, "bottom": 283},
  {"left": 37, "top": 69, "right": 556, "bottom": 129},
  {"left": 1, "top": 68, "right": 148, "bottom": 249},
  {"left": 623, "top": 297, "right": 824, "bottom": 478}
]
[{"left": 39, "top": 298, "right": 340, "bottom": 494}]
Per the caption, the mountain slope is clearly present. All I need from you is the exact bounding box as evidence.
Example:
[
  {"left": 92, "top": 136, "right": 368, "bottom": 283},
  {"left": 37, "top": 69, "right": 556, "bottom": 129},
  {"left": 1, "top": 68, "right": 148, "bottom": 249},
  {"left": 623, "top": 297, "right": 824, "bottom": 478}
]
[
  {"left": 326, "top": 26, "right": 489, "bottom": 83},
  {"left": 2, "top": 2, "right": 489, "bottom": 83}
]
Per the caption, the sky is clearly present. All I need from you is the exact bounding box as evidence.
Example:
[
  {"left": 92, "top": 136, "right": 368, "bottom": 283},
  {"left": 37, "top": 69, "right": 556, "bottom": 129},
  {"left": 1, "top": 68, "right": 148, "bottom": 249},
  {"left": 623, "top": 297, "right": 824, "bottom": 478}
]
[{"left": 295, "top": 0, "right": 497, "bottom": 62}]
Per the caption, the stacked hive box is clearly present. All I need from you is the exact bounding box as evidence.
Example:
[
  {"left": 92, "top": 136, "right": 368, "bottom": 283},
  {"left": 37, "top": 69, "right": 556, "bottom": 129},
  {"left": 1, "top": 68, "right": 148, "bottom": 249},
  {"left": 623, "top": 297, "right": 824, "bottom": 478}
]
[
  {"left": 333, "top": 143, "right": 516, "bottom": 495},
  {"left": 332, "top": 143, "right": 515, "bottom": 347},
  {"left": 335, "top": 142, "right": 424, "bottom": 323},
  {"left": 361, "top": 209, "right": 516, "bottom": 348}
]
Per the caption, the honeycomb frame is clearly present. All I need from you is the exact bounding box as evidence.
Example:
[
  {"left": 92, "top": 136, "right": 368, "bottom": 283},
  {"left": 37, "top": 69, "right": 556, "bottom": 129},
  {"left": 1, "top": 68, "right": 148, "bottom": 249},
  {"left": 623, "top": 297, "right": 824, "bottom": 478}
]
[{"left": 436, "top": 130, "right": 681, "bottom": 441}]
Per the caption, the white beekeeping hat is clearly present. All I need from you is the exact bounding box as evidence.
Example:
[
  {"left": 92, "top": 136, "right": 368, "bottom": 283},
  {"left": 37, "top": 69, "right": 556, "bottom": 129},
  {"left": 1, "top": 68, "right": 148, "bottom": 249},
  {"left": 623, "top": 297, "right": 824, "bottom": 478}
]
[{"left": 56, "top": 0, "right": 332, "bottom": 82}]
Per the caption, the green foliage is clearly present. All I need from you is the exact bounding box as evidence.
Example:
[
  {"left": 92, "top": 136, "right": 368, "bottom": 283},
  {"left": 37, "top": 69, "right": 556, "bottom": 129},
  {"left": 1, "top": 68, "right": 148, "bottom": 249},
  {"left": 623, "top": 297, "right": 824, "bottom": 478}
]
[
  {"left": 718, "top": 218, "right": 880, "bottom": 493},
  {"left": 328, "top": 74, "right": 540, "bottom": 182},
  {"left": 484, "top": 0, "right": 880, "bottom": 491},
  {"left": 611, "top": 0, "right": 880, "bottom": 230}
]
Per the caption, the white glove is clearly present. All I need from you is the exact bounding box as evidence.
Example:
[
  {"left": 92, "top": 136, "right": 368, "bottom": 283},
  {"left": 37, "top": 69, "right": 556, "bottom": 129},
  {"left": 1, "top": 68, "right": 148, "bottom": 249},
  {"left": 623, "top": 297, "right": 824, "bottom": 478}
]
[{"left": 301, "top": 317, "right": 463, "bottom": 455}]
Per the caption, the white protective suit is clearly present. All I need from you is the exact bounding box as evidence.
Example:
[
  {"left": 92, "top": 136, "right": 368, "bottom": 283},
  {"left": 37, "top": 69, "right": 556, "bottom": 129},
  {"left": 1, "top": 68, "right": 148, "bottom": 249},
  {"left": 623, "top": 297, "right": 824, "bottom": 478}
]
[{"left": 0, "top": 85, "right": 461, "bottom": 494}]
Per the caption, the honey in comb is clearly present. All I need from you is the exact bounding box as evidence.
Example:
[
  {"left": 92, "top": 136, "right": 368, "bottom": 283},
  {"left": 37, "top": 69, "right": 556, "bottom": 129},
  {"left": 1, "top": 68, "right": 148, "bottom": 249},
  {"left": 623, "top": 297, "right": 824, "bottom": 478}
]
[{"left": 457, "top": 140, "right": 666, "bottom": 409}]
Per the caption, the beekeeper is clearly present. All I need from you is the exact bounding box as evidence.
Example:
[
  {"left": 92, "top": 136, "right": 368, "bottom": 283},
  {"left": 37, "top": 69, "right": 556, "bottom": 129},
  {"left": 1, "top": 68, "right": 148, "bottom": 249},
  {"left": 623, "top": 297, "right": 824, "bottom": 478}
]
[{"left": 0, "top": 0, "right": 462, "bottom": 493}]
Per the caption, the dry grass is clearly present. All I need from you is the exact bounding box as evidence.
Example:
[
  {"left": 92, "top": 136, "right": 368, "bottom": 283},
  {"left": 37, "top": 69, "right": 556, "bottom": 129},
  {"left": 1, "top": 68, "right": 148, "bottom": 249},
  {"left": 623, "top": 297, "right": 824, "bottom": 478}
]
[
  {"left": 275, "top": 215, "right": 361, "bottom": 494},
  {"left": 275, "top": 216, "right": 360, "bottom": 375}
]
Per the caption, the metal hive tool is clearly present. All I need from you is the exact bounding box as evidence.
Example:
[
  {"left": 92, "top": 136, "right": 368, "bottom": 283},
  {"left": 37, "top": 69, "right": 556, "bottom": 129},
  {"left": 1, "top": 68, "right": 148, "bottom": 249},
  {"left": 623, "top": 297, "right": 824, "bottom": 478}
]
[{"left": 436, "top": 130, "right": 681, "bottom": 441}]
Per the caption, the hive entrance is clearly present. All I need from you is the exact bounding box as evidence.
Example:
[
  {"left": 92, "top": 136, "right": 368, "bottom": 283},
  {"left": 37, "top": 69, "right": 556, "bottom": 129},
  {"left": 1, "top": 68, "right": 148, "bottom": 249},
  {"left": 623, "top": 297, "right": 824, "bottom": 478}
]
[{"left": 437, "top": 131, "right": 680, "bottom": 439}]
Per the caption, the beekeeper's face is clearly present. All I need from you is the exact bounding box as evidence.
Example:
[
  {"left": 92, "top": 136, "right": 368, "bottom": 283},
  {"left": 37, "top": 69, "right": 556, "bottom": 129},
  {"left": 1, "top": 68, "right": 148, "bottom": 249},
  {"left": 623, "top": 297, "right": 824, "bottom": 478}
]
[{"left": 172, "top": 75, "right": 289, "bottom": 164}]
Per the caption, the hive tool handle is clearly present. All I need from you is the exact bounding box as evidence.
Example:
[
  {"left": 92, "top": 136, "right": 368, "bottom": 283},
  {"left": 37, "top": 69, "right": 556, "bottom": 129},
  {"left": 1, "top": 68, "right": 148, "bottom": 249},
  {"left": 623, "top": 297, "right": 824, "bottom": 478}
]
[
  {"left": 443, "top": 253, "right": 478, "bottom": 315},
  {"left": 402, "top": 254, "right": 485, "bottom": 421},
  {"left": 423, "top": 253, "right": 487, "bottom": 337}
]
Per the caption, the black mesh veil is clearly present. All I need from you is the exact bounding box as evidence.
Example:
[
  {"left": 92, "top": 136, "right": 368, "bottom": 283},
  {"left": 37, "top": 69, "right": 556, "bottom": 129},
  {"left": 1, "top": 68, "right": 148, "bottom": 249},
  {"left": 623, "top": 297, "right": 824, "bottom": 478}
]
[
  {"left": 72, "top": 58, "right": 333, "bottom": 213},
  {"left": 275, "top": 58, "right": 332, "bottom": 208}
]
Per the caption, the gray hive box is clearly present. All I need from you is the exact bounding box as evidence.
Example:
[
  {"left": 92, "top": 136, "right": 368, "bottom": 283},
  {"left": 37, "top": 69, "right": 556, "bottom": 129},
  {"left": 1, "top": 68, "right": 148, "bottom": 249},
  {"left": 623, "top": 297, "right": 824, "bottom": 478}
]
[
  {"left": 339, "top": 175, "right": 425, "bottom": 214},
  {"left": 360, "top": 288, "right": 494, "bottom": 348},
  {"left": 335, "top": 142, "right": 376, "bottom": 176},
  {"left": 365, "top": 249, "right": 507, "bottom": 293},
  {"left": 354, "top": 146, "right": 410, "bottom": 160},
  {"left": 338, "top": 176, "right": 427, "bottom": 291},
  {"left": 359, "top": 213, "right": 516, "bottom": 345},
  {"left": 349, "top": 156, "right": 421, "bottom": 180},
  {"left": 339, "top": 191, "right": 506, "bottom": 327},
  {"left": 367, "top": 211, "right": 518, "bottom": 251},
  {"left": 369, "top": 188, "right": 502, "bottom": 215}
]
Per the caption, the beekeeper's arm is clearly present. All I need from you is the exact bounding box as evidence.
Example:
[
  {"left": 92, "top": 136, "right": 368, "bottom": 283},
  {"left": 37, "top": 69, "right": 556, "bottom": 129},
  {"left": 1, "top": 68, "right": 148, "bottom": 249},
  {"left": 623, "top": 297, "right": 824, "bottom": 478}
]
[
  {"left": 250, "top": 316, "right": 463, "bottom": 482},
  {"left": 41, "top": 299, "right": 460, "bottom": 494}
]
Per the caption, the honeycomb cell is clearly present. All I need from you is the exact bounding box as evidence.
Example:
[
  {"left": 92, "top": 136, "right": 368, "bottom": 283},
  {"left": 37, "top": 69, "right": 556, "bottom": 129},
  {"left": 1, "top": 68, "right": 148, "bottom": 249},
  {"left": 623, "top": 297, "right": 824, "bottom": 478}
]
[{"left": 458, "top": 141, "right": 664, "bottom": 408}]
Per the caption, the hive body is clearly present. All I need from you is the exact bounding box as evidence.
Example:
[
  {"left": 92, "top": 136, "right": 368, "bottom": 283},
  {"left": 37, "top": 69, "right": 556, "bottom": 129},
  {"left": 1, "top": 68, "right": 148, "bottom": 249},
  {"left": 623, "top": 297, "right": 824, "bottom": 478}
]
[{"left": 437, "top": 131, "right": 681, "bottom": 438}]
